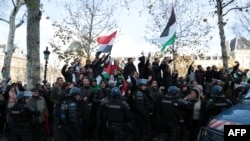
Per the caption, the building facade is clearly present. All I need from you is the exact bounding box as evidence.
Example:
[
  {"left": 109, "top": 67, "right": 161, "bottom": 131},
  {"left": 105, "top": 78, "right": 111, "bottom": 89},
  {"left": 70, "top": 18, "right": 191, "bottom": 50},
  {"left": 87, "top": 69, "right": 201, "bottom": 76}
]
[
  {"left": 189, "top": 37, "right": 250, "bottom": 70},
  {"left": 227, "top": 36, "right": 250, "bottom": 69},
  {"left": 0, "top": 45, "right": 61, "bottom": 85}
]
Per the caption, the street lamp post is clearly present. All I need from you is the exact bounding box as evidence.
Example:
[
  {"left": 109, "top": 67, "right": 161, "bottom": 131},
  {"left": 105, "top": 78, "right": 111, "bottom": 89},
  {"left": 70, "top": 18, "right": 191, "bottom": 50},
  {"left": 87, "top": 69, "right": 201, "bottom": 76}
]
[{"left": 43, "top": 47, "right": 50, "bottom": 85}]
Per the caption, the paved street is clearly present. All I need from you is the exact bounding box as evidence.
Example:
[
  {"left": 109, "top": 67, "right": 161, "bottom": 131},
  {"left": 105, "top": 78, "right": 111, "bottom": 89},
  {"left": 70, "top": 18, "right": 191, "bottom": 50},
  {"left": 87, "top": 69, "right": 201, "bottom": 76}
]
[{"left": 0, "top": 134, "right": 7, "bottom": 141}]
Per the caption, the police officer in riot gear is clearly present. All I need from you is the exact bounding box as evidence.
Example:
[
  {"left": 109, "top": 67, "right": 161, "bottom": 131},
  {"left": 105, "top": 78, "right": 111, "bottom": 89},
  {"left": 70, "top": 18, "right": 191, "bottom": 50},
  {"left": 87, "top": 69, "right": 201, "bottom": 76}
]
[
  {"left": 234, "top": 83, "right": 250, "bottom": 103},
  {"left": 159, "top": 85, "right": 191, "bottom": 141},
  {"left": 203, "top": 85, "right": 233, "bottom": 125},
  {"left": 101, "top": 87, "right": 133, "bottom": 141},
  {"left": 132, "top": 79, "right": 152, "bottom": 141},
  {"left": 53, "top": 87, "right": 84, "bottom": 141},
  {"left": 93, "top": 80, "right": 110, "bottom": 140},
  {"left": 8, "top": 91, "right": 37, "bottom": 141},
  {"left": 147, "top": 80, "right": 163, "bottom": 140}
]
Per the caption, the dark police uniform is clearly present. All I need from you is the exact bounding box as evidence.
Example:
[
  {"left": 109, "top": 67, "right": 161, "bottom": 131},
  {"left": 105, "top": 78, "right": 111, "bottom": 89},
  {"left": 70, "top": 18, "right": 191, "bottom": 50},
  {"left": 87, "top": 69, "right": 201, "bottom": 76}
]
[
  {"left": 101, "top": 87, "right": 133, "bottom": 141},
  {"left": 9, "top": 91, "right": 36, "bottom": 141},
  {"left": 203, "top": 85, "right": 233, "bottom": 125},
  {"left": 159, "top": 86, "right": 192, "bottom": 141},
  {"left": 132, "top": 79, "right": 152, "bottom": 141},
  {"left": 53, "top": 87, "right": 84, "bottom": 141}
]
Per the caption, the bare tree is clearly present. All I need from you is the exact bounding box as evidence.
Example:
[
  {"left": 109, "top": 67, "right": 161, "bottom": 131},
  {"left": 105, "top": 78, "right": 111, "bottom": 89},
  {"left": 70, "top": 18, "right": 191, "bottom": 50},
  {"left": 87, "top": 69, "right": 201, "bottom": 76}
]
[
  {"left": 26, "top": 0, "right": 41, "bottom": 90},
  {"left": 143, "top": 0, "right": 212, "bottom": 69},
  {"left": 0, "top": 0, "right": 25, "bottom": 79},
  {"left": 49, "top": 0, "right": 118, "bottom": 60},
  {"left": 211, "top": 0, "right": 250, "bottom": 69},
  {"left": 232, "top": 9, "right": 250, "bottom": 37}
]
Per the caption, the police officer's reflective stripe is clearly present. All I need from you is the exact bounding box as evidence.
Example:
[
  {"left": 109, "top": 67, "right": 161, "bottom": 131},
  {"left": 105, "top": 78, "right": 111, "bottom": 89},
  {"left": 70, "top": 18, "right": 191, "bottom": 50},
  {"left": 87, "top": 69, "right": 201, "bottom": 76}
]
[
  {"left": 11, "top": 111, "right": 21, "bottom": 114},
  {"left": 137, "top": 93, "right": 143, "bottom": 100},
  {"left": 214, "top": 103, "right": 227, "bottom": 106},
  {"left": 108, "top": 105, "right": 121, "bottom": 109},
  {"left": 67, "top": 101, "right": 77, "bottom": 123},
  {"left": 162, "top": 100, "right": 172, "bottom": 104},
  {"left": 59, "top": 99, "right": 78, "bottom": 124}
]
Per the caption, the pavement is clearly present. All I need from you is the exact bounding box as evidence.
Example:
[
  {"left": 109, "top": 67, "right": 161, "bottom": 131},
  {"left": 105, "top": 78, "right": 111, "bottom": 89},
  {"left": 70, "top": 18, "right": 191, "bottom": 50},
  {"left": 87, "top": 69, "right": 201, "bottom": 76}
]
[{"left": 0, "top": 134, "right": 7, "bottom": 141}]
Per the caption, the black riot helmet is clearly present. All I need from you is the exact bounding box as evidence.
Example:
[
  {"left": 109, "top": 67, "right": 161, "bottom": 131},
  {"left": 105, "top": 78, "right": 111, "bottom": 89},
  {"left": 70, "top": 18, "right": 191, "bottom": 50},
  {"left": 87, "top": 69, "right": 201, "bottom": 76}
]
[
  {"left": 166, "top": 86, "right": 180, "bottom": 98},
  {"left": 211, "top": 85, "right": 224, "bottom": 97}
]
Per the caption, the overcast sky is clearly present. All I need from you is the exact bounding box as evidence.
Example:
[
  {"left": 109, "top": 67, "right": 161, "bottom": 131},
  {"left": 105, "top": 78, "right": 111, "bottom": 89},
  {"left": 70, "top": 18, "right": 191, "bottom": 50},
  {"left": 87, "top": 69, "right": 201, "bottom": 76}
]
[{"left": 0, "top": 0, "right": 243, "bottom": 61}]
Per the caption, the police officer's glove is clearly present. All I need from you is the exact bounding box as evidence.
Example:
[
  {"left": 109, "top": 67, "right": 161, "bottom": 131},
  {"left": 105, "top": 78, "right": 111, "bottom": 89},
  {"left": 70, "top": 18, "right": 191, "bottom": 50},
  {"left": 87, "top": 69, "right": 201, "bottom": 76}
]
[{"left": 178, "top": 99, "right": 191, "bottom": 105}]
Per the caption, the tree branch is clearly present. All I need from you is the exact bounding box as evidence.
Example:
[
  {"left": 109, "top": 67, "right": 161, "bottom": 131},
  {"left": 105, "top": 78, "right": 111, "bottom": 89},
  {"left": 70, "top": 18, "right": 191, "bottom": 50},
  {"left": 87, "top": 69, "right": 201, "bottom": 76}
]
[
  {"left": 0, "top": 18, "right": 10, "bottom": 24},
  {"left": 15, "top": 20, "right": 24, "bottom": 28},
  {"left": 223, "top": 6, "right": 250, "bottom": 16},
  {"left": 222, "top": 0, "right": 234, "bottom": 9},
  {"left": 12, "top": 0, "right": 16, "bottom": 7},
  {"left": 16, "top": 12, "right": 26, "bottom": 28}
]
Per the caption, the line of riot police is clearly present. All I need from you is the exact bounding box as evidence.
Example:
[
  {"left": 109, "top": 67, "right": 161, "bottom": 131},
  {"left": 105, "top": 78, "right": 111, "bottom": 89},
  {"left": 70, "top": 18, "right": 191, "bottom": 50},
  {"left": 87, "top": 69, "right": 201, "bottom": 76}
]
[
  {"left": 2, "top": 77, "right": 236, "bottom": 141},
  {"left": 51, "top": 78, "right": 193, "bottom": 141}
]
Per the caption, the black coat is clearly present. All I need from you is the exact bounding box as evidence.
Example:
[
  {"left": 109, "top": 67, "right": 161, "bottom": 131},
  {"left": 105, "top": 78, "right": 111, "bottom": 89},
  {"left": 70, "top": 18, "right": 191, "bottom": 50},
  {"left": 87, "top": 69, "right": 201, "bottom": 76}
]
[
  {"left": 123, "top": 63, "right": 137, "bottom": 79},
  {"left": 61, "top": 65, "right": 73, "bottom": 83}
]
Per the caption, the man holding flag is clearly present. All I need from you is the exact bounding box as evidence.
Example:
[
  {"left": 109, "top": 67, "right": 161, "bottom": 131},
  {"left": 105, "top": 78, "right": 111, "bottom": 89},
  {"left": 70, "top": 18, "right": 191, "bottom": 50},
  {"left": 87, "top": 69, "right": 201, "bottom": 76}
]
[
  {"left": 91, "top": 30, "right": 128, "bottom": 140},
  {"left": 93, "top": 30, "right": 116, "bottom": 81},
  {"left": 94, "top": 30, "right": 128, "bottom": 95}
]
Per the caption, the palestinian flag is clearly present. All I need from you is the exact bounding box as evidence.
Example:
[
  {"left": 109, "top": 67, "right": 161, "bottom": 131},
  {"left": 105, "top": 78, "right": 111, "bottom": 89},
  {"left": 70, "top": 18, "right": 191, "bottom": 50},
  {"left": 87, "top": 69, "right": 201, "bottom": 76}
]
[
  {"left": 96, "top": 57, "right": 112, "bottom": 85},
  {"left": 96, "top": 71, "right": 110, "bottom": 86},
  {"left": 96, "top": 31, "right": 117, "bottom": 57},
  {"left": 159, "top": 7, "right": 176, "bottom": 52},
  {"left": 104, "top": 58, "right": 112, "bottom": 76}
]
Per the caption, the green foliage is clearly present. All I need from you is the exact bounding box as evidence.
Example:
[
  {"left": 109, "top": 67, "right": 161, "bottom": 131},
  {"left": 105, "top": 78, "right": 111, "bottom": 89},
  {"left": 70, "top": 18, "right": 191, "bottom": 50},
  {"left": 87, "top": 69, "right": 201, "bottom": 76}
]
[
  {"left": 147, "top": 4, "right": 153, "bottom": 9},
  {"left": 198, "top": 53, "right": 204, "bottom": 59}
]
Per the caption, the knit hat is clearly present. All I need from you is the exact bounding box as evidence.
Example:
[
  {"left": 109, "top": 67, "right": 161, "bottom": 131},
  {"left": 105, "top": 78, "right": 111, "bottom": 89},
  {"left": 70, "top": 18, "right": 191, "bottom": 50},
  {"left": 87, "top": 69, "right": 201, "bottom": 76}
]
[
  {"left": 195, "top": 85, "right": 203, "bottom": 94},
  {"left": 191, "top": 87, "right": 200, "bottom": 96}
]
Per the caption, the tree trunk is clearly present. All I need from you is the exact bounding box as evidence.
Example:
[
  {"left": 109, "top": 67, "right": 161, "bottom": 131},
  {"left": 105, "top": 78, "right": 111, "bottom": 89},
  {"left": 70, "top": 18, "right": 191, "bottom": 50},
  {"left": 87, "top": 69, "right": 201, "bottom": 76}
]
[
  {"left": 26, "top": 0, "right": 41, "bottom": 90},
  {"left": 216, "top": 0, "right": 228, "bottom": 69},
  {"left": 3, "top": 0, "right": 24, "bottom": 79},
  {"left": 87, "top": 49, "right": 90, "bottom": 59}
]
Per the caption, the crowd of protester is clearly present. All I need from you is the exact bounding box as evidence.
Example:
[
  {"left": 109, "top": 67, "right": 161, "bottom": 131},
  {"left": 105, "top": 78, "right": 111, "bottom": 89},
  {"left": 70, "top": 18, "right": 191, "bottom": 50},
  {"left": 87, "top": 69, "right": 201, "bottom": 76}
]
[{"left": 0, "top": 52, "right": 249, "bottom": 141}]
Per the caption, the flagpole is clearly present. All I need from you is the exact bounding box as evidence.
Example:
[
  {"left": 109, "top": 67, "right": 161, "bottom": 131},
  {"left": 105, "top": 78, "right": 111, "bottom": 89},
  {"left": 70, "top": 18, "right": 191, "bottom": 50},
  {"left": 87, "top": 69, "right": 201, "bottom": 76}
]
[
  {"left": 172, "top": 44, "right": 177, "bottom": 70},
  {"left": 172, "top": 0, "right": 175, "bottom": 71}
]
